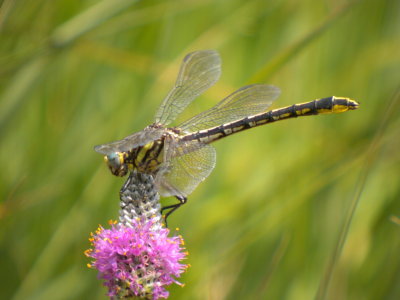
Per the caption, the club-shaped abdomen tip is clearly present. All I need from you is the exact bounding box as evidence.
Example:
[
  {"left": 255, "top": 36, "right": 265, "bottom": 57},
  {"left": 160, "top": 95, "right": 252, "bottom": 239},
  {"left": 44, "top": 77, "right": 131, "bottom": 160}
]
[
  {"left": 347, "top": 98, "right": 360, "bottom": 110},
  {"left": 331, "top": 97, "right": 360, "bottom": 113}
]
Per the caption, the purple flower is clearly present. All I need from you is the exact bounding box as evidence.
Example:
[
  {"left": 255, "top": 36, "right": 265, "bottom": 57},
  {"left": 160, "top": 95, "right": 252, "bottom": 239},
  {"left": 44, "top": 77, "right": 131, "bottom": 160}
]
[{"left": 86, "top": 219, "right": 188, "bottom": 299}]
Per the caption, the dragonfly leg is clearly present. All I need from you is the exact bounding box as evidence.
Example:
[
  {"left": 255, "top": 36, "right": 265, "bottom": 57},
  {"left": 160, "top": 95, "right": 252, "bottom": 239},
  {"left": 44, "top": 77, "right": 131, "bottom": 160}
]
[{"left": 161, "top": 195, "right": 187, "bottom": 226}]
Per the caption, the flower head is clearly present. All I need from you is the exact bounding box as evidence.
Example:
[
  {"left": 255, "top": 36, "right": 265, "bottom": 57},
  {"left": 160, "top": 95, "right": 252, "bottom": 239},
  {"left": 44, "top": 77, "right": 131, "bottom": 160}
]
[{"left": 86, "top": 219, "right": 188, "bottom": 299}]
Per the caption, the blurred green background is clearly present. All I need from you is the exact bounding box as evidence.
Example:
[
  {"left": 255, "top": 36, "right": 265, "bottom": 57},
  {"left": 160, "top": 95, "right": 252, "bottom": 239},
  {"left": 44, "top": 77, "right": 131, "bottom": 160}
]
[{"left": 1, "top": 0, "right": 399, "bottom": 299}]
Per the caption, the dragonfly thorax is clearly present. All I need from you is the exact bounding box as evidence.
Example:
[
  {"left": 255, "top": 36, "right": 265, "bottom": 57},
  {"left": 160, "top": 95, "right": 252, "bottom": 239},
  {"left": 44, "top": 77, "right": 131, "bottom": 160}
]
[
  {"left": 131, "top": 139, "right": 165, "bottom": 174},
  {"left": 103, "top": 137, "right": 167, "bottom": 177}
]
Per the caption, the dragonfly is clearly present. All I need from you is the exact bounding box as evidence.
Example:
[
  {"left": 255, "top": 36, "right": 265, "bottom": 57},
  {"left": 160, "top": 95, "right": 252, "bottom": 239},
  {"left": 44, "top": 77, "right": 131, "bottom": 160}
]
[{"left": 95, "top": 50, "right": 359, "bottom": 220}]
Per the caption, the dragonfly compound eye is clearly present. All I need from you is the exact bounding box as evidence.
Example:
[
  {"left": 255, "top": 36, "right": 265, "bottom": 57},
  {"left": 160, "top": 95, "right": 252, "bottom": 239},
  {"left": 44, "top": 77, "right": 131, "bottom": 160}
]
[{"left": 104, "top": 153, "right": 128, "bottom": 177}]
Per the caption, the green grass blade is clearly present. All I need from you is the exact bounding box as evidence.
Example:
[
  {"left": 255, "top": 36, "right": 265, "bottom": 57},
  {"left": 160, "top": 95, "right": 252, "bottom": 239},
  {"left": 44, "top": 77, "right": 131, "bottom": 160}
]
[
  {"left": 248, "top": 1, "right": 359, "bottom": 83},
  {"left": 50, "top": 0, "right": 139, "bottom": 47},
  {"left": 316, "top": 87, "right": 400, "bottom": 300}
]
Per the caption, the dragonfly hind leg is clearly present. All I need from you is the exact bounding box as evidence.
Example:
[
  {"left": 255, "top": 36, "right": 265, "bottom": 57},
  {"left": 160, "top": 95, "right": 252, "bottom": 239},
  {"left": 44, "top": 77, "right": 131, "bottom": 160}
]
[{"left": 161, "top": 195, "right": 187, "bottom": 226}]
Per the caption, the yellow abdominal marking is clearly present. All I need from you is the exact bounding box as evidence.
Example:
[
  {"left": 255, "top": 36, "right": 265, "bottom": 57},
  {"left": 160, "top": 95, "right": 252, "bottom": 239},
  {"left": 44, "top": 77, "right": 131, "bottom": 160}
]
[
  {"left": 278, "top": 112, "right": 291, "bottom": 119},
  {"left": 317, "top": 108, "right": 333, "bottom": 114},
  {"left": 232, "top": 125, "right": 244, "bottom": 132},
  {"left": 331, "top": 104, "right": 351, "bottom": 113},
  {"left": 299, "top": 108, "right": 311, "bottom": 115}
]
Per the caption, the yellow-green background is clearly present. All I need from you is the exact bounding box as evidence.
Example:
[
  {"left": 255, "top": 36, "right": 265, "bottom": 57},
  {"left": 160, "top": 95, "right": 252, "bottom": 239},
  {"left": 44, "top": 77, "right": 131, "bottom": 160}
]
[{"left": 1, "top": 0, "right": 399, "bottom": 299}]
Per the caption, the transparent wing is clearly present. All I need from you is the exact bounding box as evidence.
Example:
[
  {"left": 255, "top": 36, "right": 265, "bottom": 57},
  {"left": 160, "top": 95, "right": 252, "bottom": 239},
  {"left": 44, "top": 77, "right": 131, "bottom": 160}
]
[
  {"left": 94, "top": 126, "right": 165, "bottom": 155},
  {"left": 156, "top": 138, "right": 216, "bottom": 198},
  {"left": 154, "top": 50, "right": 221, "bottom": 126},
  {"left": 178, "top": 84, "right": 281, "bottom": 132}
]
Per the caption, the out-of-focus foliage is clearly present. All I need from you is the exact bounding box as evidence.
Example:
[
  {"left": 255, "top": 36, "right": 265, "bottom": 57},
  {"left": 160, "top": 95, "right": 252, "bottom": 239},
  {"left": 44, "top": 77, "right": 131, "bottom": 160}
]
[{"left": 1, "top": 0, "right": 399, "bottom": 299}]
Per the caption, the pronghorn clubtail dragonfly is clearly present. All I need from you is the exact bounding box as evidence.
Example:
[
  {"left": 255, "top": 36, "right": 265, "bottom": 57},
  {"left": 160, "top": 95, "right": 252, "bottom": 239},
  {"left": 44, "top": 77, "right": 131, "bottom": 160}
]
[{"left": 95, "top": 50, "right": 359, "bottom": 219}]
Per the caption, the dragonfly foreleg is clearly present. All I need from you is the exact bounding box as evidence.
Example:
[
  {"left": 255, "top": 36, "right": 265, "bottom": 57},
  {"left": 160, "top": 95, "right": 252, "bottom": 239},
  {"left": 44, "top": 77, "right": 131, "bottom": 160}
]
[{"left": 161, "top": 195, "right": 187, "bottom": 227}]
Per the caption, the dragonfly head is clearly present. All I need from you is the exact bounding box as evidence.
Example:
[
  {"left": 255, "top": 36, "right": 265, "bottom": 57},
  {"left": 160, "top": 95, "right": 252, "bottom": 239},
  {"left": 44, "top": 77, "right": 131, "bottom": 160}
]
[{"left": 104, "top": 152, "right": 128, "bottom": 177}]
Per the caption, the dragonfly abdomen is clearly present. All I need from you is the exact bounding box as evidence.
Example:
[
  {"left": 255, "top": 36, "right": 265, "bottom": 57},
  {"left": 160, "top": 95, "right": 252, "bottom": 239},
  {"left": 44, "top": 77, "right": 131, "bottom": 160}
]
[{"left": 185, "top": 96, "right": 359, "bottom": 144}]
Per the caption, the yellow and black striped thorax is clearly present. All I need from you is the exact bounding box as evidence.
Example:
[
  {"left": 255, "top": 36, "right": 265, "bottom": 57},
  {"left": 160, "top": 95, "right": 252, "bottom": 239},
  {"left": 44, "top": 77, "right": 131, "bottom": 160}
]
[
  {"left": 104, "top": 138, "right": 166, "bottom": 177},
  {"left": 183, "top": 96, "right": 359, "bottom": 144},
  {"left": 128, "top": 139, "right": 165, "bottom": 173}
]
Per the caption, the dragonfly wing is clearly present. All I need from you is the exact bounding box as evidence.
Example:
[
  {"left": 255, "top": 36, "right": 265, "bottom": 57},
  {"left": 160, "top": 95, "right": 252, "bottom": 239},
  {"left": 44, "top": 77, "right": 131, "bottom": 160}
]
[
  {"left": 179, "top": 84, "right": 281, "bottom": 132},
  {"left": 154, "top": 50, "right": 221, "bottom": 126},
  {"left": 94, "top": 126, "right": 165, "bottom": 155},
  {"left": 156, "top": 137, "right": 216, "bottom": 198}
]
